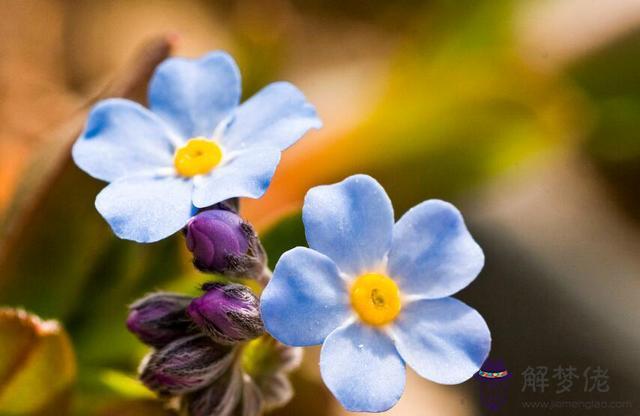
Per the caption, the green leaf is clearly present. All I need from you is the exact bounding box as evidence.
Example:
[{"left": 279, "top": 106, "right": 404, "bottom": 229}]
[
  {"left": 0, "top": 36, "right": 176, "bottom": 322},
  {"left": 0, "top": 308, "right": 76, "bottom": 415},
  {"left": 259, "top": 212, "right": 306, "bottom": 269},
  {"left": 0, "top": 36, "right": 190, "bottom": 372},
  {"left": 569, "top": 30, "right": 640, "bottom": 221},
  {"left": 94, "top": 399, "right": 177, "bottom": 416},
  {"left": 99, "top": 369, "right": 154, "bottom": 400}
]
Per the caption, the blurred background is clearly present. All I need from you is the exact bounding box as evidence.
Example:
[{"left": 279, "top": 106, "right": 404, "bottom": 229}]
[{"left": 1, "top": 0, "right": 639, "bottom": 415}]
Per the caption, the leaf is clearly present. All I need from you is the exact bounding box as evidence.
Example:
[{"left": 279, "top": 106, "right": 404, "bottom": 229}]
[
  {"left": 0, "top": 37, "right": 191, "bottom": 415},
  {"left": 0, "top": 308, "right": 76, "bottom": 415},
  {"left": 0, "top": 35, "right": 175, "bottom": 320},
  {"left": 569, "top": 31, "right": 640, "bottom": 221},
  {"left": 96, "top": 399, "right": 177, "bottom": 416},
  {"left": 67, "top": 235, "right": 184, "bottom": 365},
  {"left": 99, "top": 370, "right": 155, "bottom": 400},
  {"left": 259, "top": 212, "right": 306, "bottom": 269},
  {"left": 242, "top": 0, "right": 579, "bottom": 229},
  {"left": 0, "top": 36, "right": 187, "bottom": 370}
]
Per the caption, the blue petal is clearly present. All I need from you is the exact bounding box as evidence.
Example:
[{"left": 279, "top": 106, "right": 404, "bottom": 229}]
[
  {"left": 95, "top": 175, "right": 194, "bottom": 243},
  {"left": 72, "top": 99, "right": 177, "bottom": 182},
  {"left": 303, "top": 175, "right": 394, "bottom": 276},
  {"left": 260, "top": 247, "right": 350, "bottom": 346},
  {"left": 149, "top": 51, "right": 241, "bottom": 139},
  {"left": 392, "top": 297, "right": 491, "bottom": 385},
  {"left": 320, "top": 322, "right": 405, "bottom": 412},
  {"left": 191, "top": 147, "right": 280, "bottom": 208},
  {"left": 221, "top": 82, "right": 321, "bottom": 152},
  {"left": 388, "top": 200, "right": 484, "bottom": 299}
]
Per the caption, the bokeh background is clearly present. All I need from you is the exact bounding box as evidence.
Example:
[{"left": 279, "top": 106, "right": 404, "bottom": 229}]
[{"left": 1, "top": 0, "right": 640, "bottom": 415}]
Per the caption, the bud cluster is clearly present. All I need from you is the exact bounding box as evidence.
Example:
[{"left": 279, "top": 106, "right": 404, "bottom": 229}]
[{"left": 126, "top": 203, "right": 301, "bottom": 416}]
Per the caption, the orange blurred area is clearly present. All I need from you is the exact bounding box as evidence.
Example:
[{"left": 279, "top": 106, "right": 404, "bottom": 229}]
[{"left": 0, "top": 0, "right": 609, "bottom": 223}]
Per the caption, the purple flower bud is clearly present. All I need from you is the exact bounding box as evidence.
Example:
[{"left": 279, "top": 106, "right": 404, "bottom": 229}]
[
  {"left": 188, "top": 283, "right": 264, "bottom": 345},
  {"left": 140, "top": 334, "right": 235, "bottom": 395},
  {"left": 126, "top": 293, "right": 194, "bottom": 348},
  {"left": 185, "top": 209, "right": 266, "bottom": 279}
]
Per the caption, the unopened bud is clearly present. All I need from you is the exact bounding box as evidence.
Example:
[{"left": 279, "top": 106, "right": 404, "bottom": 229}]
[
  {"left": 126, "top": 292, "right": 194, "bottom": 348},
  {"left": 140, "top": 334, "right": 235, "bottom": 395},
  {"left": 185, "top": 209, "right": 266, "bottom": 279},
  {"left": 234, "top": 377, "right": 264, "bottom": 416},
  {"left": 185, "top": 367, "right": 243, "bottom": 416},
  {"left": 241, "top": 336, "right": 302, "bottom": 411},
  {"left": 188, "top": 283, "right": 264, "bottom": 345},
  {"left": 258, "top": 373, "right": 293, "bottom": 411}
]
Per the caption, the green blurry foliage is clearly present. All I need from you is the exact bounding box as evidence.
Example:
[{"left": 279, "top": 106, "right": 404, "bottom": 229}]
[
  {"left": 95, "top": 399, "right": 176, "bottom": 416},
  {"left": 260, "top": 213, "right": 306, "bottom": 270},
  {"left": 0, "top": 163, "right": 112, "bottom": 319},
  {"left": 341, "top": 0, "right": 578, "bottom": 213},
  {"left": 569, "top": 30, "right": 640, "bottom": 221},
  {"left": 98, "top": 370, "right": 155, "bottom": 400},
  {"left": 0, "top": 309, "right": 76, "bottom": 415},
  {"left": 0, "top": 154, "right": 186, "bottom": 414},
  {"left": 0, "top": 36, "right": 188, "bottom": 415}
]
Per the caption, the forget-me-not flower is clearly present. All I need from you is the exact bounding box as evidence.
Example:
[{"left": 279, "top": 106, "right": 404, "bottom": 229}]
[
  {"left": 73, "top": 51, "right": 321, "bottom": 243},
  {"left": 260, "top": 174, "right": 491, "bottom": 412}
]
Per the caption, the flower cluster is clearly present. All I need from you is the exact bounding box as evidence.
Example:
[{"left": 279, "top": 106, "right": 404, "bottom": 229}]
[
  {"left": 73, "top": 51, "right": 317, "bottom": 416},
  {"left": 73, "top": 50, "right": 492, "bottom": 415},
  {"left": 127, "top": 277, "right": 300, "bottom": 415}
]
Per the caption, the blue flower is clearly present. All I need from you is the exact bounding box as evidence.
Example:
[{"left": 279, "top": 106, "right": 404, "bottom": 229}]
[
  {"left": 260, "top": 174, "right": 491, "bottom": 412},
  {"left": 73, "top": 51, "right": 321, "bottom": 243}
]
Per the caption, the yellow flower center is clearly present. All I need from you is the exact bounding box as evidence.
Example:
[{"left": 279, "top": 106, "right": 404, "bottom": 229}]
[
  {"left": 350, "top": 273, "right": 401, "bottom": 326},
  {"left": 174, "top": 137, "right": 223, "bottom": 177}
]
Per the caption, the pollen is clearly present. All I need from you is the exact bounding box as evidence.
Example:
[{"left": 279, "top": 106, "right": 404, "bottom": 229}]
[
  {"left": 174, "top": 137, "right": 223, "bottom": 177},
  {"left": 350, "top": 273, "right": 401, "bottom": 326}
]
